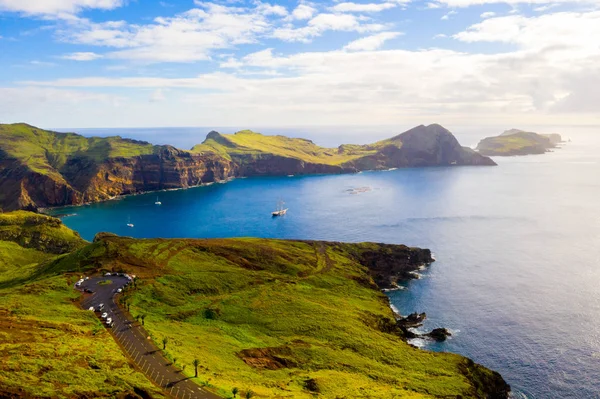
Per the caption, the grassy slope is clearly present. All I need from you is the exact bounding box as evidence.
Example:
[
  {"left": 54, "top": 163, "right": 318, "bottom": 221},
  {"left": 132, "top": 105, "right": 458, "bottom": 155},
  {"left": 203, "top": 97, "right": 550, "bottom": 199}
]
[
  {"left": 0, "top": 211, "right": 86, "bottom": 252},
  {"left": 477, "top": 130, "right": 553, "bottom": 155},
  {"left": 192, "top": 130, "right": 378, "bottom": 165},
  {"left": 54, "top": 235, "right": 502, "bottom": 399},
  {"left": 0, "top": 213, "right": 163, "bottom": 398},
  {"left": 0, "top": 123, "right": 157, "bottom": 175}
]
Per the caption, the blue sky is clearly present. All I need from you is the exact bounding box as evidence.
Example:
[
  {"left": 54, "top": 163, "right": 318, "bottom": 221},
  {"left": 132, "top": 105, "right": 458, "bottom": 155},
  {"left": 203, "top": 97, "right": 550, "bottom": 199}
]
[{"left": 0, "top": 0, "right": 599, "bottom": 130}]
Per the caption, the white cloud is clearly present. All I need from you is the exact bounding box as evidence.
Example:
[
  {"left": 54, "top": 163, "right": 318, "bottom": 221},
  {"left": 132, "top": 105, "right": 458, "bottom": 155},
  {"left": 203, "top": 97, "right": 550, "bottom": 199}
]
[
  {"left": 59, "top": 3, "right": 280, "bottom": 63},
  {"left": 330, "top": 2, "right": 398, "bottom": 13},
  {"left": 480, "top": 11, "right": 496, "bottom": 18},
  {"left": 255, "top": 2, "right": 288, "bottom": 16},
  {"left": 0, "top": 0, "right": 124, "bottom": 17},
  {"left": 30, "top": 60, "right": 56, "bottom": 67},
  {"left": 344, "top": 32, "right": 402, "bottom": 51},
  {"left": 61, "top": 51, "right": 103, "bottom": 61},
  {"left": 6, "top": 7, "right": 600, "bottom": 128},
  {"left": 149, "top": 88, "right": 166, "bottom": 102},
  {"left": 437, "top": 0, "right": 597, "bottom": 6},
  {"left": 273, "top": 13, "right": 386, "bottom": 42},
  {"left": 454, "top": 11, "right": 600, "bottom": 52},
  {"left": 441, "top": 10, "right": 457, "bottom": 20},
  {"left": 291, "top": 4, "right": 316, "bottom": 20},
  {"left": 426, "top": 2, "right": 442, "bottom": 8}
]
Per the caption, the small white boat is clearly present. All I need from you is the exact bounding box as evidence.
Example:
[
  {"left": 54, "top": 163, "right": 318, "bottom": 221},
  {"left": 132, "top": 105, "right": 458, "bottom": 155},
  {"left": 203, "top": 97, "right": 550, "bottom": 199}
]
[
  {"left": 126, "top": 216, "right": 134, "bottom": 228},
  {"left": 272, "top": 200, "right": 288, "bottom": 217},
  {"left": 155, "top": 196, "right": 162, "bottom": 205}
]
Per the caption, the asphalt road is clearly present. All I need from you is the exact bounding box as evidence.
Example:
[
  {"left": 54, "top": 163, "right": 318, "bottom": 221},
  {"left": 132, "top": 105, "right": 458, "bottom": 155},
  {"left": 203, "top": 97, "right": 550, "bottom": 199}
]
[{"left": 78, "top": 276, "right": 221, "bottom": 399}]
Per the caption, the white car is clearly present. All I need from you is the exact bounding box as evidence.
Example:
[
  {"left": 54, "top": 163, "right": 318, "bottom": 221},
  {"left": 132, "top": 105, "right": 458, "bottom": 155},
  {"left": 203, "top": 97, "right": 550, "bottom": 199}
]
[
  {"left": 106, "top": 317, "right": 112, "bottom": 324},
  {"left": 117, "top": 288, "right": 122, "bottom": 293},
  {"left": 105, "top": 272, "right": 111, "bottom": 276},
  {"left": 88, "top": 307, "right": 94, "bottom": 311},
  {"left": 101, "top": 312, "right": 108, "bottom": 319}
]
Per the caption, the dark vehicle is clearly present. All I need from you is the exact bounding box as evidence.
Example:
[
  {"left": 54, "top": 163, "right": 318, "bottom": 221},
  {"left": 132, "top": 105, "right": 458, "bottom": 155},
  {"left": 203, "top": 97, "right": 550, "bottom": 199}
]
[{"left": 84, "top": 288, "right": 94, "bottom": 293}]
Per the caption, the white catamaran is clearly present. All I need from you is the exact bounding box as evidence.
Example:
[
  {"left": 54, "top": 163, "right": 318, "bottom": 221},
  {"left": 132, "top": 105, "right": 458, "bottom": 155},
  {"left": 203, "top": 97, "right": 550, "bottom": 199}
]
[{"left": 272, "top": 201, "right": 288, "bottom": 217}]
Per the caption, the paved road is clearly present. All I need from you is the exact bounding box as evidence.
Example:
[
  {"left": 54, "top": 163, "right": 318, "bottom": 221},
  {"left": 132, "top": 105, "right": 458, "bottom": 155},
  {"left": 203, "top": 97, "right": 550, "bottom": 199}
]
[{"left": 78, "top": 276, "right": 221, "bottom": 399}]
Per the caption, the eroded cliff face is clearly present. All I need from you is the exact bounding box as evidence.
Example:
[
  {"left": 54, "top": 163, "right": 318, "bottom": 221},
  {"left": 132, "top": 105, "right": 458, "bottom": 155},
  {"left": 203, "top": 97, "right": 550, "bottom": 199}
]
[
  {"left": 62, "top": 146, "right": 237, "bottom": 204},
  {"left": 0, "top": 147, "right": 237, "bottom": 211},
  {"left": 233, "top": 153, "right": 358, "bottom": 176}
]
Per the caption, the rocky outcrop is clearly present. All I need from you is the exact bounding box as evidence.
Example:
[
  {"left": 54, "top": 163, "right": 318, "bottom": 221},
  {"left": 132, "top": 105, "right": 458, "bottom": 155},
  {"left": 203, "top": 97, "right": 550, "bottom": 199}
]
[
  {"left": 426, "top": 327, "right": 452, "bottom": 341},
  {"left": 353, "top": 244, "right": 434, "bottom": 289},
  {"left": 346, "top": 124, "right": 497, "bottom": 170}
]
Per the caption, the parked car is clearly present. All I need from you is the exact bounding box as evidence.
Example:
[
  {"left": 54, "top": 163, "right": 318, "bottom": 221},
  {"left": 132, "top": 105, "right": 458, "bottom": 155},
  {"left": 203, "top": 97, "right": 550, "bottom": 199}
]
[
  {"left": 117, "top": 288, "right": 122, "bottom": 293},
  {"left": 88, "top": 307, "right": 94, "bottom": 311},
  {"left": 101, "top": 312, "right": 108, "bottom": 319},
  {"left": 84, "top": 288, "right": 94, "bottom": 293}
]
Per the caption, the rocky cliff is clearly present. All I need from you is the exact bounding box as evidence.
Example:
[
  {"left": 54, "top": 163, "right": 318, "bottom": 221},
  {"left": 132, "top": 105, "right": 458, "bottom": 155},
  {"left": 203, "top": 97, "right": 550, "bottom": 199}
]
[{"left": 0, "top": 123, "right": 496, "bottom": 211}]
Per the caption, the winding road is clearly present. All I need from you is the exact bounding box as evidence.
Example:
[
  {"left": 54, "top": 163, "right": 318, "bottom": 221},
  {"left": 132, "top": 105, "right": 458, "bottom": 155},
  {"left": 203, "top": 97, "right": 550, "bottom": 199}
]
[{"left": 78, "top": 276, "right": 221, "bottom": 399}]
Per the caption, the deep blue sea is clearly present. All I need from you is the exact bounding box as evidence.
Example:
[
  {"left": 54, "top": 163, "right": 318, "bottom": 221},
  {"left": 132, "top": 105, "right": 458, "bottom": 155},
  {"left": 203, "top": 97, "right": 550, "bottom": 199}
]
[{"left": 49, "top": 128, "right": 600, "bottom": 399}]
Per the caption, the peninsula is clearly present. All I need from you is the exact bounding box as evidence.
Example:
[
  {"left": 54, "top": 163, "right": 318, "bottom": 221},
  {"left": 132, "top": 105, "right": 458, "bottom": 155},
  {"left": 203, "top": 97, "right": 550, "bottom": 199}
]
[
  {"left": 476, "top": 129, "right": 563, "bottom": 156},
  {"left": 0, "top": 211, "right": 510, "bottom": 398},
  {"left": 0, "top": 123, "right": 495, "bottom": 212}
]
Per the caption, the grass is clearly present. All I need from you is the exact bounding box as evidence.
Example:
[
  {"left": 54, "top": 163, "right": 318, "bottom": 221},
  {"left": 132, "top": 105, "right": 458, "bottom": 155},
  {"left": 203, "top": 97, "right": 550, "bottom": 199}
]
[
  {"left": 0, "top": 219, "right": 164, "bottom": 398},
  {"left": 51, "top": 235, "right": 504, "bottom": 399},
  {"left": 0, "top": 211, "right": 87, "bottom": 252},
  {"left": 476, "top": 131, "right": 552, "bottom": 155},
  {"left": 0, "top": 123, "right": 156, "bottom": 177},
  {"left": 192, "top": 130, "right": 378, "bottom": 166},
  {"left": 0, "top": 213, "right": 505, "bottom": 398},
  {"left": 0, "top": 274, "right": 165, "bottom": 398}
]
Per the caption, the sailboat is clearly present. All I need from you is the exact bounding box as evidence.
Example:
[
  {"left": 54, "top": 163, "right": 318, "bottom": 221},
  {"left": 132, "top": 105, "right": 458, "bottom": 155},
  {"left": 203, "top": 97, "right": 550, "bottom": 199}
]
[
  {"left": 155, "top": 196, "right": 162, "bottom": 205},
  {"left": 126, "top": 216, "right": 134, "bottom": 228},
  {"left": 271, "top": 200, "right": 288, "bottom": 217}
]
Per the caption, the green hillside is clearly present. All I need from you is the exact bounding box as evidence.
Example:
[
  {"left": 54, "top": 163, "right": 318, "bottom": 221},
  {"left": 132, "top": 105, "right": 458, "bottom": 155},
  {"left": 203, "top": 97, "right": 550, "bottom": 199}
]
[
  {"left": 0, "top": 213, "right": 508, "bottom": 397},
  {"left": 476, "top": 129, "right": 562, "bottom": 156},
  {"left": 192, "top": 129, "right": 378, "bottom": 165},
  {"left": 0, "top": 212, "right": 163, "bottom": 398},
  {"left": 0, "top": 123, "right": 156, "bottom": 175},
  {"left": 51, "top": 234, "right": 508, "bottom": 398}
]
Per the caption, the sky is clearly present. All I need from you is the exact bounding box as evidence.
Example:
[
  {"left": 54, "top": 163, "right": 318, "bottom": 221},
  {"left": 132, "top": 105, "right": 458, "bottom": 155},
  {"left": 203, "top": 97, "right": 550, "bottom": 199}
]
[{"left": 0, "top": 0, "right": 599, "bottom": 131}]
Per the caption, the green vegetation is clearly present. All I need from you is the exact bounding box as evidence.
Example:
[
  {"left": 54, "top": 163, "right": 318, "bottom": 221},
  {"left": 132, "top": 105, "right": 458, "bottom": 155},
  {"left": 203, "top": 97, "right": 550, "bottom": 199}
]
[
  {"left": 476, "top": 129, "right": 561, "bottom": 156},
  {"left": 0, "top": 213, "right": 163, "bottom": 398},
  {"left": 192, "top": 130, "right": 378, "bottom": 165},
  {"left": 0, "top": 211, "right": 86, "bottom": 254},
  {"left": 0, "top": 123, "right": 156, "bottom": 174},
  {"left": 49, "top": 234, "right": 506, "bottom": 398}
]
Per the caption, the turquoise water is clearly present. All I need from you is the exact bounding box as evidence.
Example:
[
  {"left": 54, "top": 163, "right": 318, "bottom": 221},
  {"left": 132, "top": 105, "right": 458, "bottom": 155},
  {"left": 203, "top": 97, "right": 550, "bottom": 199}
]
[{"left": 50, "top": 136, "right": 600, "bottom": 398}]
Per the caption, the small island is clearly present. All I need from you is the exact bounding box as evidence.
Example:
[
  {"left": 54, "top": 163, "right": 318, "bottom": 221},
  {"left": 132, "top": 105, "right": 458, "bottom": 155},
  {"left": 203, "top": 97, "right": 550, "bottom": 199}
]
[{"left": 476, "top": 129, "right": 563, "bottom": 156}]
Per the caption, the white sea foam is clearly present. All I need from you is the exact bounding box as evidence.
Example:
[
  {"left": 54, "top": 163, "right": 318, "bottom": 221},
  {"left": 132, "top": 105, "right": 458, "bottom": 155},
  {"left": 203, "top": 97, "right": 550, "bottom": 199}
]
[{"left": 407, "top": 338, "right": 426, "bottom": 348}]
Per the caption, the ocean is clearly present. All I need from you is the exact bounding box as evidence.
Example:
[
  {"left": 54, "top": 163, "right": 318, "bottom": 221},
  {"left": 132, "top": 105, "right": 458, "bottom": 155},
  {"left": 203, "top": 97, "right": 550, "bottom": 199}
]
[{"left": 49, "top": 127, "right": 600, "bottom": 398}]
